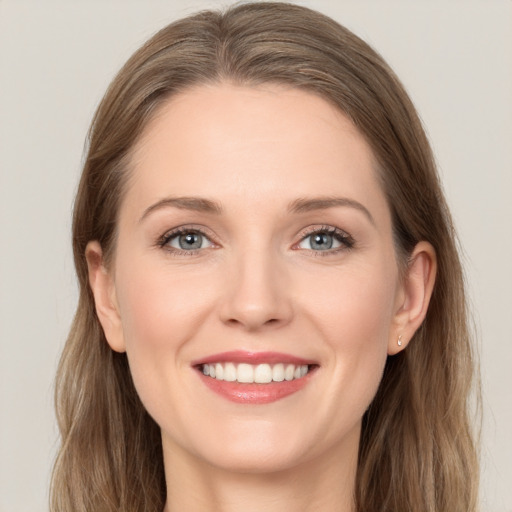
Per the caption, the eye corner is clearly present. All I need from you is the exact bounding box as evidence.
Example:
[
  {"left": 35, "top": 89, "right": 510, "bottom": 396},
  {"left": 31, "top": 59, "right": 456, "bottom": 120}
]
[
  {"left": 156, "top": 225, "right": 218, "bottom": 255},
  {"left": 294, "top": 225, "right": 355, "bottom": 254}
]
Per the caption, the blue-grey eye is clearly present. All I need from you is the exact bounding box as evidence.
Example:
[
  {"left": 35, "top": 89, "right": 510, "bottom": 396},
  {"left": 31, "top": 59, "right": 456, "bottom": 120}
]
[
  {"left": 298, "top": 231, "right": 344, "bottom": 251},
  {"left": 168, "top": 231, "right": 212, "bottom": 250}
]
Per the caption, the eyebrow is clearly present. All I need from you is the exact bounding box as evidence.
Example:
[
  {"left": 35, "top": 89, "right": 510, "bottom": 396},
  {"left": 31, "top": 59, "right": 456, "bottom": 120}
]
[
  {"left": 139, "top": 196, "right": 223, "bottom": 222},
  {"left": 287, "top": 196, "right": 375, "bottom": 225},
  {"left": 139, "top": 195, "right": 375, "bottom": 225}
]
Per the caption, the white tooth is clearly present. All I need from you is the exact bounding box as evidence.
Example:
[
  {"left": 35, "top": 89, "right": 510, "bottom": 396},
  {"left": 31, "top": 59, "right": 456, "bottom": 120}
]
[
  {"left": 272, "top": 363, "right": 285, "bottom": 382},
  {"left": 300, "top": 365, "right": 308, "bottom": 377},
  {"left": 224, "top": 362, "right": 236, "bottom": 382},
  {"left": 284, "top": 364, "right": 295, "bottom": 381},
  {"left": 209, "top": 364, "right": 216, "bottom": 378},
  {"left": 254, "top": 364, "right": 272, "bottom": 383},
  {"left": 294, "top": 366, "right": 301, "bottom": 379},
  {"left": 237, "top": 363, "right": 254, "bottom": 383},
  {"left": 215, "top": 363, "right": 224, "bottom": 380},
  {"left": 203, "top": 364, "right": 210, "bottom": 376}
]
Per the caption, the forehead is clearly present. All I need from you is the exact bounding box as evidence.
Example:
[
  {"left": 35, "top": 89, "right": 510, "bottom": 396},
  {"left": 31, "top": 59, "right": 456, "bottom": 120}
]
[{"left": 123, "top": 83, "right": 389, "bottom": 224}]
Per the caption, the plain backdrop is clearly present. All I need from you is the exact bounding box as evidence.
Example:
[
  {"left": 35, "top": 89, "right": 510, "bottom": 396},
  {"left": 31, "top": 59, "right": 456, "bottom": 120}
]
[{"left": 0, "top": 1, "right": 511, "bottom": 510}]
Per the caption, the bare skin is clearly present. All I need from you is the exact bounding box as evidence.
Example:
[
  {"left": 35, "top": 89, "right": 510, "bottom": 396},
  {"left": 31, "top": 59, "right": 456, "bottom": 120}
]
[{"left": 87, "top": 84, "right": 436, "bottom": 512}]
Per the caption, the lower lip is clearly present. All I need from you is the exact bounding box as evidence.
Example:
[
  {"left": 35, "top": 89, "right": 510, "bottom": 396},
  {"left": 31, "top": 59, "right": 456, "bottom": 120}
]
[{"left": 197, "top": 370, "right": 315, "bottom": 404}]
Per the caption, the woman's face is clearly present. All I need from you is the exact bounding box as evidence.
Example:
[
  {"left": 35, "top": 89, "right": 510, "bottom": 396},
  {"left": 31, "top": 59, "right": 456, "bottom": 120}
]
[{"left": 94, "top": 84, "right": 410, "bottom": 473}]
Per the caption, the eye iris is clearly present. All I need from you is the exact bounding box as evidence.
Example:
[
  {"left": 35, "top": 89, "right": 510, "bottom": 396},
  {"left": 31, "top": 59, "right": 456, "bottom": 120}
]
[
  {"left": 179, "top": 232, "right": 202, "bottom": 250},
  {"left": 311, "top": 232, "right": 333, "bottom": 250}
]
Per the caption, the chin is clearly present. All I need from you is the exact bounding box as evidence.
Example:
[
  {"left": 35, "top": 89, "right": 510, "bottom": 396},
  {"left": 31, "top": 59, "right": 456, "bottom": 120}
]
[
  {"left": 161, "top": 414, "right": 320, "bottom": 474},
  {"left": 202, "top": 442, "right": 311, "bottom": 475},
  {"left": 167, "top": 411, "right": 360, "bottom": 476}
]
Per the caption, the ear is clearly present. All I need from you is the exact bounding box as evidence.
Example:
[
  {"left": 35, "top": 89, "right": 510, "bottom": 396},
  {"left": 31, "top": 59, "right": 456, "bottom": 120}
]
[
  {"left": 388, "top": 241, "right": 437, "bottom": 355},
  {"left": 85, "top": 241, "right": 126, "bottom": 353}
]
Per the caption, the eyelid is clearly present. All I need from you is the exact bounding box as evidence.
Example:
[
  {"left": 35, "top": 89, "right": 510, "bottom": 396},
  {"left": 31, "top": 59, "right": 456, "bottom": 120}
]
[
  {"left": 157, "top": 224, "right": 219, "bottom": 254},
  {"left": 294, "top": 225, "right": 355, "bottom": 252},
  {"left": 156, "top": 223, "right": 354, "bottom": 256}
]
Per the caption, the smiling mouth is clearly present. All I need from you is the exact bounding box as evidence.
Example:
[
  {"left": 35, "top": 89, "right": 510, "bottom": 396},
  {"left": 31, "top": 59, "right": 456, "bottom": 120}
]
[
  {"left": 200, "top": 362, "right": 312, "bottom": 383},
  {"left": 193, "top": 352, "right": 318, "bottom": 404}
]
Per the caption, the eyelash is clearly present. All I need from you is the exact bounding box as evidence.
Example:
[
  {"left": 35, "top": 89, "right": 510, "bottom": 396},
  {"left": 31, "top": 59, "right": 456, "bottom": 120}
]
[
  {"left": 296, "top": 225, "right": 355, "bottom": 256},
  {"left": 157, "top": 224, "right": 355, "bottom": 256},
  {"left": 157, "top": 225, "right": 216, "bottom": 256}
]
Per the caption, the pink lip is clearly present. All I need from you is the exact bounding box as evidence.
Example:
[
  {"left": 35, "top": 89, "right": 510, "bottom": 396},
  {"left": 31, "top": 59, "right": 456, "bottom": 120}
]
[
  {"left": 192, "top": 351, "right": 318, "bottom": 405},
  {"left": 198, "top": 373, "right": 315, "bottom": 404},
  {"left": 192, "top": 350, "right": 315, "bottom": 366}
]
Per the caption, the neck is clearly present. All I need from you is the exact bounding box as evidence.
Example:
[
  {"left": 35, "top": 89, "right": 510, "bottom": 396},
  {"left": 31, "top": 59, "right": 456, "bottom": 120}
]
[{"left": 162, "top": 431, "right": 358, "bottom": 512}]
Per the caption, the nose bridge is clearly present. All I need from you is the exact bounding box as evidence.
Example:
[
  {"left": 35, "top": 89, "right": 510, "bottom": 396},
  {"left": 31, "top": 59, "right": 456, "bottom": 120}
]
[{"left": 219, "top": 240, "right": 293, "bottom": 330}]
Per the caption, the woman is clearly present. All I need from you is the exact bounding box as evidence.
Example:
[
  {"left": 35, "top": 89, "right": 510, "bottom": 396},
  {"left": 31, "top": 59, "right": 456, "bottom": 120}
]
[{"left": 50, "top": 2, "right": 479, "bottom": 511}]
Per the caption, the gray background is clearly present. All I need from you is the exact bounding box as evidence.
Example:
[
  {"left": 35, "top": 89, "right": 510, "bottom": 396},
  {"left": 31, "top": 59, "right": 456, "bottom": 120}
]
[{"left": 0, "top": 1, "right": 510, "bottom": 510}]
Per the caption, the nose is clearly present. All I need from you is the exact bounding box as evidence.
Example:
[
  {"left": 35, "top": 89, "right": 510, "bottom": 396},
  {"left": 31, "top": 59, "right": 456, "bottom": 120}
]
[{"left": 219, "top": 249, "right": 294, "bottom": 332}]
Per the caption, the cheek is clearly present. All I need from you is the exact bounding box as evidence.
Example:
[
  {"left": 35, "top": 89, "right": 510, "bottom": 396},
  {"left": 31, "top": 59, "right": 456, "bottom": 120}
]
[
  {"left": 304, "top": 260, "right": 397, "bottom": 420},
  {"left": 111, "top": 272, "right": 218, "bottom": 453},
  {"left": 112, "top": 261, "right": 209, "bottom": 401},
  {"left": 116, "top": 261, "right": 214, "bottom": 350},
  {"left": 112, "top": 255, "right": 229, "bottom": 402},
  {"left": 307, "top": 259, "right": 397, "bottom": 348}
]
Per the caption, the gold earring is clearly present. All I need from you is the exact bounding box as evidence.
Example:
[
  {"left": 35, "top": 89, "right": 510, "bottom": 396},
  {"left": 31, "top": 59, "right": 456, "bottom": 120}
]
[{"left": 397, "top": 335, "right": 403, "bottom": 347}]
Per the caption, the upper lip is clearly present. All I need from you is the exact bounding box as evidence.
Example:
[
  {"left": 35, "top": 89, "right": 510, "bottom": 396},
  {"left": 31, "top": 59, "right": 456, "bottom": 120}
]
[{"left": 192, "top": 350, "right": 317, "bottom": 366}]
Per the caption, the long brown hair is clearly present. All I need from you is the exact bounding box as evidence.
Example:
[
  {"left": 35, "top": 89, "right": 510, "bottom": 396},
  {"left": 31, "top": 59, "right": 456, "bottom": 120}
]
[{"left": 51, "top": 3, "right": 479, "bottom": 510}]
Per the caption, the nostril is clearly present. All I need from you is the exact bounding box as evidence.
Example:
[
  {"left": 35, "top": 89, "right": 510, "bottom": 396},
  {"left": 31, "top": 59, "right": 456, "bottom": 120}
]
[
  {"left": 224, "top": 316, "right": 282, "bottom": 330},
  {"left": 219, "top": 284, "right": 294, "bottom": 330}
]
